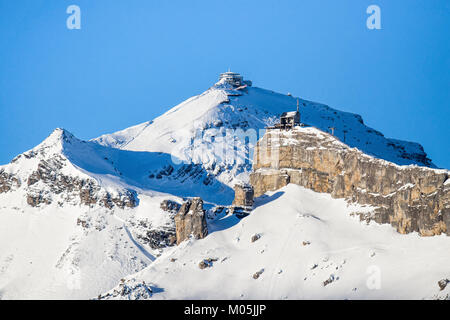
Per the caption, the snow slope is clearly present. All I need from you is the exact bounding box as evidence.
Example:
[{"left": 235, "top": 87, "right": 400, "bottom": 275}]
[{"left": 100, "top": 184, "right": 450, "bottom": 300}]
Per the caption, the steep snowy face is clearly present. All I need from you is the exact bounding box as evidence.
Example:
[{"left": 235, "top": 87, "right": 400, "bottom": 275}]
[
  {"left": 93, "top": 86, "right": 259, "bottom": 187},
  {"left": 93, "top": 74, "right": 434, "bottom": 190}
]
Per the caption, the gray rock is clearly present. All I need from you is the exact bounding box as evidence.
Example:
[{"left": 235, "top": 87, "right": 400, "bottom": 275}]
[
  {"left": 160, "top": 199, "right": 181, "bottom": 213},
  {"left": 253, "top": 269, "right": 264, "bottom": 279},
  {"left": 251, "top": 234, "right": 261, "bottom": 243},
  {"left": 174, "top": 197, "right": 208, "bottom": 245},
  {"left": 230, "top": 183, "right": 254, "bottom": 217},
  {"left": 198, "top": 258, "right": 218, "bottom": 269},
  {"left": 438, "top": 279, "right": 449, "bottom": 291},
  {"left": 0, "top": 169, "right": 21, "bottom": 193},
  {"left": 232, "top": 183, "right": 254, "bottom": 207},
  {"left": 323, "top": 274, "right": 336, "bottom": 286}
]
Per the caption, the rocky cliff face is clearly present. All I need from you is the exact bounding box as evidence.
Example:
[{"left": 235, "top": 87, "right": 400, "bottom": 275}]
[
  {"left": 250, "top": 127, "right": 450, "bottom": 236},
  {"left": 174, "top": 197, "right": 208, "bottom": 244}
]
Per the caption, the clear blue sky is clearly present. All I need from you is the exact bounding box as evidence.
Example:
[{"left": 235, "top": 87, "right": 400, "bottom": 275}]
[{"left": 0, "top": 0, "right": 449, "bottom": 168}]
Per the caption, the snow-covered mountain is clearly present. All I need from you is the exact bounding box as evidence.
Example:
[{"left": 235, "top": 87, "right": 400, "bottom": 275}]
[
  {"left": 0, "top": 72, "right": 446, "bottom": 300},
  {"left": 93, "top": 75, "right": 434, "bottom": 190},
  {"left": 0, "top": 128, "right": 188, "bottom": 299}
]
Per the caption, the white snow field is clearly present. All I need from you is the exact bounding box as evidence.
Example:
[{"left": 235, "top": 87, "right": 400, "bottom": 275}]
[
  {"left": 100, "top": 184, "right": 450, "bottom": 300},
  {"left": 0, "top": 74, "right": 446, "bottom": 300}
]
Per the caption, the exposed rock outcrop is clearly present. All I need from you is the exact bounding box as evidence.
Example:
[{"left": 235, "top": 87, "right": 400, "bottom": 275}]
[
  {"left": 148, "top": 163, "right": 218, "bottom": 187},
  {"left": 251, "top": 233, "right": 261, "bottom": 243},
  {"left": 174, "top": 197, "right": 208, "bottom": 244},
  {"left": 95, "top": 279, "right": 153, "bottom": 300},
  {"left": 160, "top": 199, "right": 181, "bottom": 213},
  {"left": 250, "top": 127, "right": 450, "bottom": 236},
  {"left": 3, "top": 155, "right": 137, "bottom": 209},
  {"left": 0, "top": 169, "right": 21, "bottom": 193},
  {"left": 232, "top": 183, "right": 254, "bottom": 207},
  {"left": 136, "top": 228, "right": 176, "bottom": 249},
  {"left": 198, "top": 258, "right": 218, "bottom": 269},
  {"left": 253, "top": 269, "right": 264, "bottom": 279},
  {"left": 438, "top": 279, "right": 449, "bottom": 291},
  {"left": 230, "top": 183, "right": 254, "bottom": 217},
  {"left": 27, "top": 159, "right": 137, "bottom": 208}
]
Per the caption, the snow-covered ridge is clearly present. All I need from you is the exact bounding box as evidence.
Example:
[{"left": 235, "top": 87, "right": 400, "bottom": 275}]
[
  {"left": 1, "top": 125, "right": 235, "bottom": 208},
  {"left": 1, "top": 128, "right": 138, "bottom": 209}
]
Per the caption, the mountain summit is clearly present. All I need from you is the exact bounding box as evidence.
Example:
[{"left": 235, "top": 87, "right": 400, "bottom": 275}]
[{"left": 94, "top": 72, "right": 434, "bottom": 185}]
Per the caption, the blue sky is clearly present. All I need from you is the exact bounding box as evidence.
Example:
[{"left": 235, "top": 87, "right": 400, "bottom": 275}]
[{"left": 0, "top": 0, "right": 449, "bottom": 168}]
